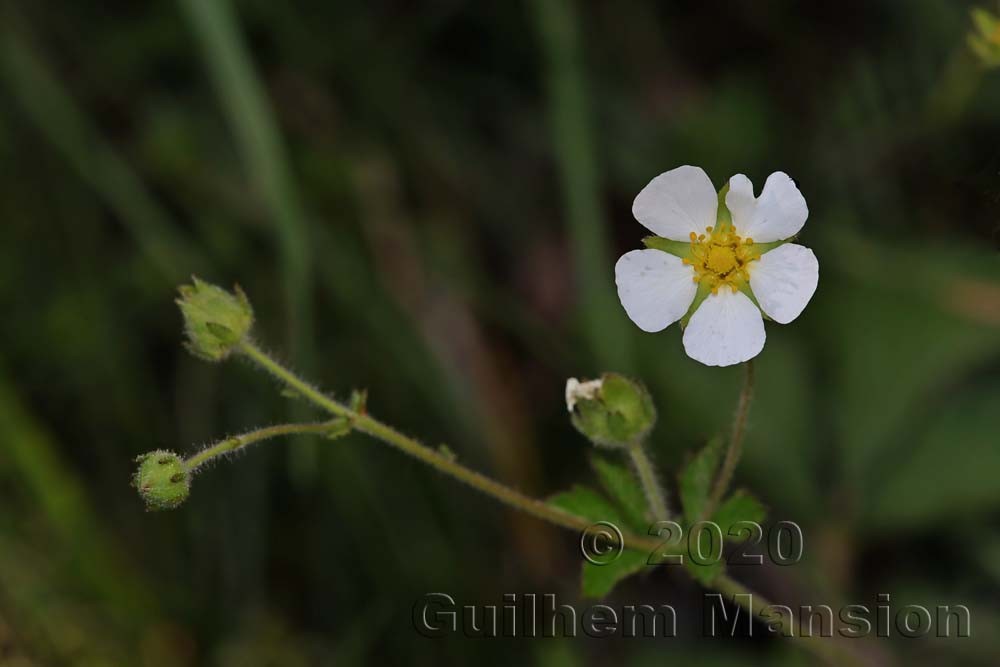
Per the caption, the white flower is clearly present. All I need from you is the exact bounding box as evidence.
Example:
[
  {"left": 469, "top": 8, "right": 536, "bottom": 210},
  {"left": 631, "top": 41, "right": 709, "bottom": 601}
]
[
  {"left": 615, "top": 166, "right": 818, "bottom": 367},
  {"left": 565, "top": 377, "right": 604, "bottom": 412}
]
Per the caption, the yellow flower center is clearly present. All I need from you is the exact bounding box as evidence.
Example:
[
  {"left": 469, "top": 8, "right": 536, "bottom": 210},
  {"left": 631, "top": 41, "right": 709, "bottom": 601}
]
[
  {"left": 683, "top": 226, "right": 760, "bottom": 294},
  {"left": 706, "top": 246, "right": 738, "bottom": 275}
]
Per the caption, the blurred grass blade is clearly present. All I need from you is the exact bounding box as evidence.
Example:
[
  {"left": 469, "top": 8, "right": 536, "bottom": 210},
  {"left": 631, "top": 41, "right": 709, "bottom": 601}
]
[
  {"left": 180, "top": 0, "right": 318, "bottom": 477},
  {"left": 0, "top": 28, "right": 201, "bottom": 280},
  {"left": 530, "top": 0, "right": 632, "bottom": 371},
  {"left": 179, "top": 0, "right": 313, "bottom": 360},
  {"left": 0, "top": 369, "right": 155, "bottom": 625}
]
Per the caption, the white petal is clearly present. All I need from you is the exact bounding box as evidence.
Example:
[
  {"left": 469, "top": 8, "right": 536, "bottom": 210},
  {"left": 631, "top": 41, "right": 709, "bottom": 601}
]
[
  {"left": 632, "top": 166, "right": 718, "bottom": 241},
  {"left": 615, "top": 249, "right": 698, "bottom": 332},
  {"left": 565, "top": 377, "right": 603, "bottom": 412},
  {"left": 748, "top": 244, "right": 819, "bottom": 324},
  {"left": 726, "top": 172, "right": 808, "bottom": 243},
  {"left": 682, "top": 290, "right": 765, "bottom": 367}
]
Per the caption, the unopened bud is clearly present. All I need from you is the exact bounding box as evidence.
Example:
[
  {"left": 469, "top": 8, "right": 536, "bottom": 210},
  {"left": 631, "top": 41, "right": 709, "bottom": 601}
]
[
  {"left": 566, "top": 373, "right": 656, "bottom": 448},
  {"left": 176, "top": 277, "right": 253, "bottom": 361},
  {"left": 133, "top": 450, "right": 191, "bottom": 511},
  {"left": 969, "top": 8, "right": 1000, "bottom": 68}
]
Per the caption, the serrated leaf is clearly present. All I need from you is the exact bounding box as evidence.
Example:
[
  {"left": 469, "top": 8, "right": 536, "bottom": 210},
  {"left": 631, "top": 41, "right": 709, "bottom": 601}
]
[
  {"left": 712, "top": 490, "right": 766, "bottom": 542},
  {"left": 581, "top": 549, "right": 647, "bottom": 598},
  {"left": 679, "top": 436, "right": 723, "bottom": 525},
  {"left": 548, "top": 485, "right": 624, "bottom": 525},
  {"left": 591, "top": 455, "right": 647, "bottom": 530}
]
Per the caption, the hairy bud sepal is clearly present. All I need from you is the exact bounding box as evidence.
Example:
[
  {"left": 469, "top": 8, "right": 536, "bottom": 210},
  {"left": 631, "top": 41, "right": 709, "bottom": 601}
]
[
  {"left": 176, "top": 277, "right": 254, "bottom": 361},
  {"left": 133, "top": 450, "right": 191, "bottom": 511},
  {"left": 567, "top": 373, "right": 656, "bottom": 448}
]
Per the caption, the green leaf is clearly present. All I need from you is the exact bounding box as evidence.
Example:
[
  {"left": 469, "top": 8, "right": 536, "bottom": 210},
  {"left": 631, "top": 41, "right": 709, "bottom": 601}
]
[
  {"left": 548, "top": 485, "right": 624, "bottom": 525},
  {"left": 711, "top": 490, "right": 766, "bottom": 541},
  {"left": 682, "top": 491, "right": 766, "bottom": 586},
  {"left": 581, "top": 549, "right": 647, "bottom": 598},
  {"left": 591, "top": 455, "right": 647, "bottom": 530},
  {"left": 679, "top": 436, "right": 723, "bottom": 525},
  {"left": 549, "top": 485, "right": 651, "bottom": 598}
]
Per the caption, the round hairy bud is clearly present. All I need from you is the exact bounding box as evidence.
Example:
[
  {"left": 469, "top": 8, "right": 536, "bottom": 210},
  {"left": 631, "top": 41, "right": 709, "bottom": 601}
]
[{"left": 133, "top": 450, "right": 190, "bottom": 511}]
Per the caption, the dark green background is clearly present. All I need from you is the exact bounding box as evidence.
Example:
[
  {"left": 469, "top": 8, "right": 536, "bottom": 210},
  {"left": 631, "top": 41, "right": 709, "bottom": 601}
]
[{"left": 0, "top": 1, "right": 998, "bottom": 665}]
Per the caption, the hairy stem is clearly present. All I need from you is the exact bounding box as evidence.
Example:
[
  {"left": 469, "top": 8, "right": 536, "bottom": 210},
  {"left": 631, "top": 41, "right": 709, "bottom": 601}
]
[
  {"left": 627, "top": 441, "right": 669, "bottom": 521},
  {"left": 706, "top": 359, "right": 755, "bottom": 515},
  {"left": 235, "top": 339, "right": 848, "bottom": 665},
  {"left": 713, "top": 575, "right": 863, "bottom": 666},
  {"left": 236, "top": 339, "right": 666, "bottom": 547},
  {"left": 184, "top": 420, "right": 339, "bottom": 472}
]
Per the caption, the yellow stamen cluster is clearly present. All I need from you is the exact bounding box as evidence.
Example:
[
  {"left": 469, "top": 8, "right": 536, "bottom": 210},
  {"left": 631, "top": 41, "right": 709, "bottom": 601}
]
[{"left": 682, "top": 226, "right": 760, "bottom": 294}]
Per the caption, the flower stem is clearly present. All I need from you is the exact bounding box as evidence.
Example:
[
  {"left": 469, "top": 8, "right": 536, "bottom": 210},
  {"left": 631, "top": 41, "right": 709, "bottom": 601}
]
[
  {"left": 235, "top": 339, "right": 657, "bottom": 544},
  {"left": 184, "top": 420, "right": 339, "bottom": 472},
  {"left": 713, "top": 574, "right": 863, "bottom": 666},
  {"left": 627, "top": 441, "right": 670, "bottom": 521},
  {"left": 236, "top": 339, "right": 850, "bottom": 665},
  {"left": 706, "top": 359, "right": 755, "bottom": 515}
]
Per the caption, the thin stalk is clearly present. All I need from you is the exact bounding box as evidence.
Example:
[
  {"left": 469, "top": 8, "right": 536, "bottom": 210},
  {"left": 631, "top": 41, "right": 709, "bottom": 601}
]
[
  {"left": 235, "top": 339, "right": 655, "bottom": 543},
  {"left": 706, "top": 360, "right": 755, "bottom": 515},
  {"left": 627, "top": 441, "right": 669, "bottom": 521},
  {"left": 713, "top": 575, "right": 863, "bottom": 666},
  {"left": 236, "top": 338, "right": 853, "bottom": 665},
  {"left": 184, "top": 420, "right": 340, "bottom": 472}
]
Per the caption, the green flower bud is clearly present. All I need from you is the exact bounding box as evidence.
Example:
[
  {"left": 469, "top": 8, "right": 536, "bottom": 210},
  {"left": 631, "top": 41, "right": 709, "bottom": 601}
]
[
  {"left": 566, "top": 373, "right": 656, "bottom": 448},
  {"left": 133, "top": 450, "right": 191, "bottom": 511},
  {"left": 969, "top": 8, "right": 1000, "bottom": 68},
  {"left": 176, "top": 277, "right": 254, "bottom": 361}
]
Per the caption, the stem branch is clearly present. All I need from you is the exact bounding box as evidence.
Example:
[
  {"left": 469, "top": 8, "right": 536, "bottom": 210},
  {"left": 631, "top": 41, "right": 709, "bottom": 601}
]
[
  {"left": 714, "top": 575, "right": 863, "bottom": 666},
  {"left": 236, "top": 339, "right": 667, "bottom": 548},
  {"left": 235, "top": 339, "right": 848, "bottom": 665},
  {"left": 184, "top": 420, "right": 338, "bottom": 472}
]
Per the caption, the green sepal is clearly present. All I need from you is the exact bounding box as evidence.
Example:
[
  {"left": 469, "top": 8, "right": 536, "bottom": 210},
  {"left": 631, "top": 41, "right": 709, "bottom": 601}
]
[
  {"left": 679, "top": 281, "right": 712, "bottom": 329},
  {"left": 737, "top": 283, "right": 771, "bottom": 321},
  {"left": 641, "top": 236, "right": 691, "bottom": 259},
  {"left": 714, "top": 184, "right": 733, "bottom": 233},
  {"left": 570, "top": 373, "right": 656, "bottom": 449},
  {"left": 751, "top": 238, "right": 790, "bottom": 254}
]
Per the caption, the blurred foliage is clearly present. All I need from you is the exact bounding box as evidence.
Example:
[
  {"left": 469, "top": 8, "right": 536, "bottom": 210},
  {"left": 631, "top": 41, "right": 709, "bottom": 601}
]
[{"left": 0, "top": 0, "right": 998, "bottom": 665}]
